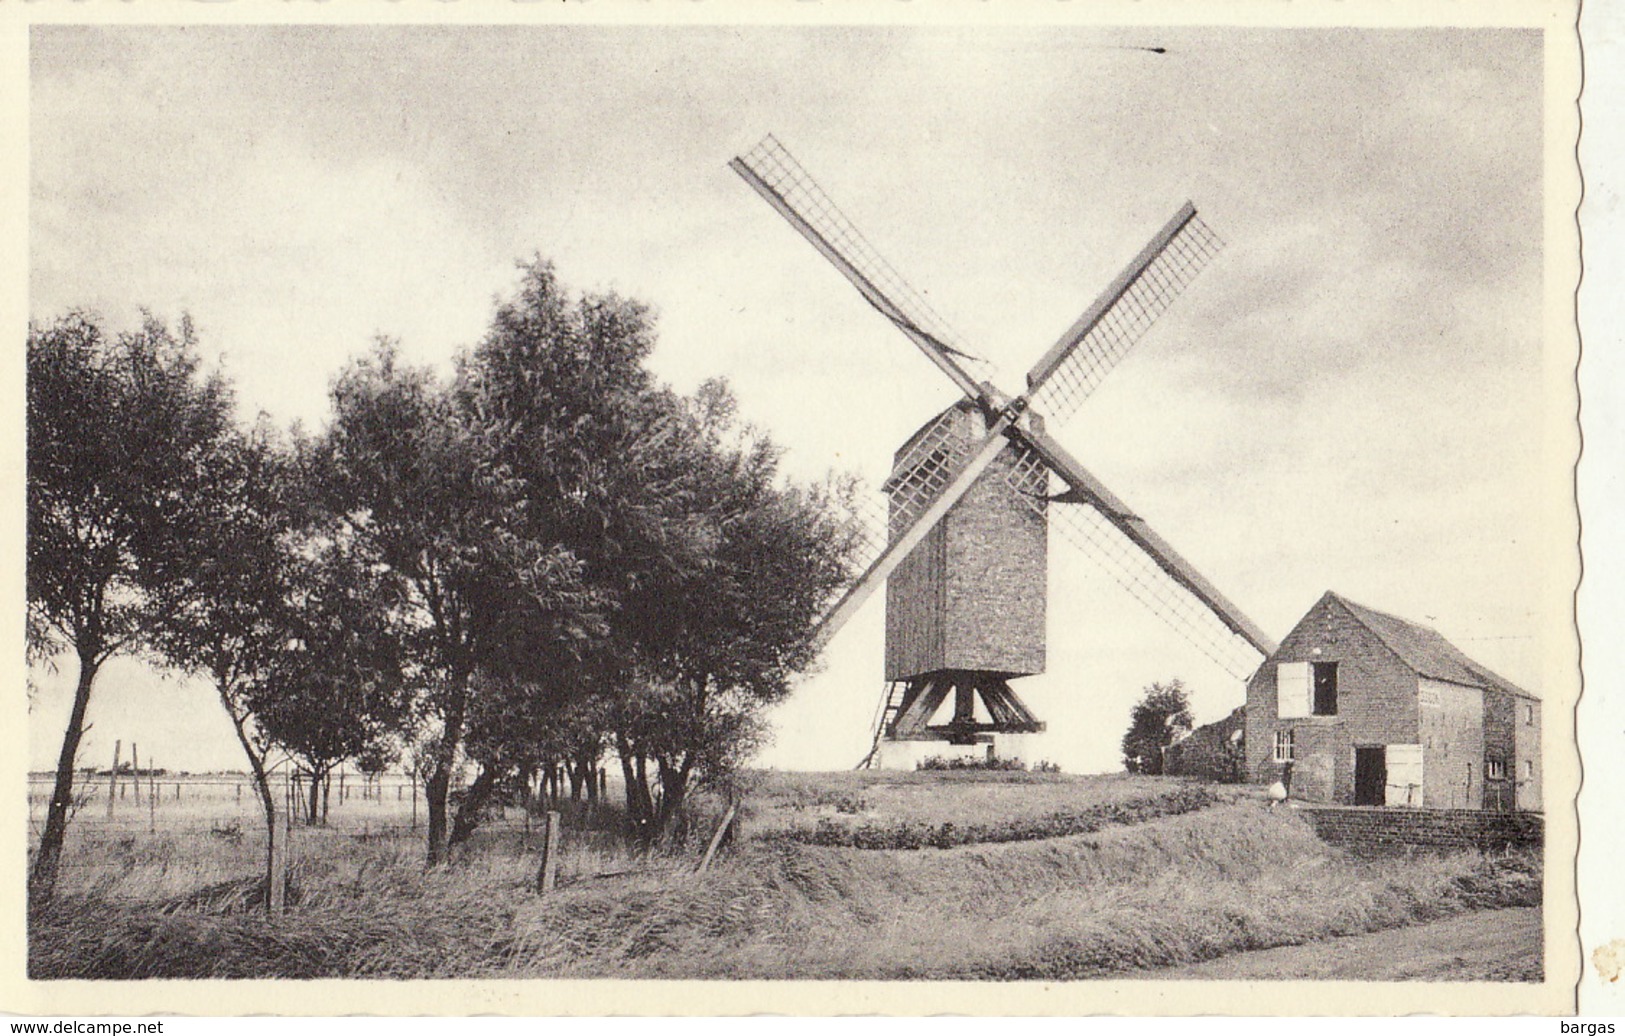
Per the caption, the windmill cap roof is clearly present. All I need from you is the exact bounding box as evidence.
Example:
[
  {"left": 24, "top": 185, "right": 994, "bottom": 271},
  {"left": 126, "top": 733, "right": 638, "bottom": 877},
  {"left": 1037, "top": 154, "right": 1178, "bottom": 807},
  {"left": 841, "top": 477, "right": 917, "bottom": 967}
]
[
  {"left": 1322, "top": 591, "right": 1537, "bottom": 700},
  {"left": 891, "top": 400, "right": 979, "bottom": 466}
]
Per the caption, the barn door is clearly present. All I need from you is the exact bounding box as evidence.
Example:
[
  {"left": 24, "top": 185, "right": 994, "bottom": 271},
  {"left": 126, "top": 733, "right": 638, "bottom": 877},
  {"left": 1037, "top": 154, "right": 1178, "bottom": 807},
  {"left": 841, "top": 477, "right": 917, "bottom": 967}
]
[
  {"left": 1385, "top": 743, "right": 1424, "bottom": 807},
  {"left": 1354, "top": 747, "right": 1385, "bottom": 806}
]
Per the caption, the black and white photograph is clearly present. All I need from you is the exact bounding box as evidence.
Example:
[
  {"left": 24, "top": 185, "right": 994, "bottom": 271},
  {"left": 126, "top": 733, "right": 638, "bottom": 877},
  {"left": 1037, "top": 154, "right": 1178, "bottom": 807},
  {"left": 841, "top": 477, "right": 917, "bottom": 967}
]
[{"left": 9, "top": 0, "right": 1595, "bottom": 1017}]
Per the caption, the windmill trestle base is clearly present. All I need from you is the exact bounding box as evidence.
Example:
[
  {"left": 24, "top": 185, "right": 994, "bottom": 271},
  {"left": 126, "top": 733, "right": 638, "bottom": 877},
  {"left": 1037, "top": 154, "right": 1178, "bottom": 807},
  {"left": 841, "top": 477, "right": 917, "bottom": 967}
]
[{"left": 883, "top": 669, "right": 1045, "bottom": 746}]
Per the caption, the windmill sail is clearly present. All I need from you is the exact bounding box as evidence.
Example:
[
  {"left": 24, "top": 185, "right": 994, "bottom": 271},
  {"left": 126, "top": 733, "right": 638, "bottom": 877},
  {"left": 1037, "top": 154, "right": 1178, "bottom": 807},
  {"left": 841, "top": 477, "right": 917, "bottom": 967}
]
[
  {"left": 730, "top": 135, "right": 998, "bottom": 400},
  {"left": 884, "top": 408, "right": 978, "bottom": 537},
  {"left": 808, "top": 412, "right": 1020, "bottom": 651},
  {"left": 1048, "top": 501, "right": 1267, "bottom": 679},
  {"left": 1025, "top": 204, "right": 1224, "bottom": 426},
  {"left": 730, "top": 133, "right": 1275, "bottom": 738},
  {"left": 1004, "top": 425, "right": 1277, "bottom": 674}
]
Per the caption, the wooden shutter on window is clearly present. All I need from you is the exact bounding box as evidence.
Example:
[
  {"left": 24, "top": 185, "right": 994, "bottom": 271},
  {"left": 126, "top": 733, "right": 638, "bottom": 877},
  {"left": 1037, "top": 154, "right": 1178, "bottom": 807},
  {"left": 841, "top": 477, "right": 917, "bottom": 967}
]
[
  {"left": 1385, "top": 743, "right": 1424, "bottom": 806},
  {"left": 1277, "top": 662, "right": 1311, "bottom": 719}
]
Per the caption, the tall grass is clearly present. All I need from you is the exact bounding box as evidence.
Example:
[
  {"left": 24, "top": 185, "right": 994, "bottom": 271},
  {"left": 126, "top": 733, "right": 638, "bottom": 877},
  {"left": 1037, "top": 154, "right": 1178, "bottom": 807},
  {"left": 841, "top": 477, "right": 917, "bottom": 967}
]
[
  {"left": 28, "top": 795, "right": 1540, "bottom": 980},
  {"left": 498, "top": 803, "right": 1538, "bottom": 980}
]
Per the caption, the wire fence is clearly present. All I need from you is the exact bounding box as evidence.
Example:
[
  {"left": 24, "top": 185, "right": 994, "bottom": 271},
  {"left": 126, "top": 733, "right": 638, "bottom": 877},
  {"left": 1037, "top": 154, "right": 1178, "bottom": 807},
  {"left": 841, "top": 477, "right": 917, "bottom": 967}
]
[{"left": 27, "top": 772, "right": 445, "bottom": 839}]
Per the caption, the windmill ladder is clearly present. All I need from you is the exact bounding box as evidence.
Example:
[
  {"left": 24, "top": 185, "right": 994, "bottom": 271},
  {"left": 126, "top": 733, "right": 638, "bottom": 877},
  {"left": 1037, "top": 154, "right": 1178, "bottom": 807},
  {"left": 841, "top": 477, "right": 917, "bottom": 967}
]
[{"left": 857, "top": 681, "right": 908, "bottom": 769}]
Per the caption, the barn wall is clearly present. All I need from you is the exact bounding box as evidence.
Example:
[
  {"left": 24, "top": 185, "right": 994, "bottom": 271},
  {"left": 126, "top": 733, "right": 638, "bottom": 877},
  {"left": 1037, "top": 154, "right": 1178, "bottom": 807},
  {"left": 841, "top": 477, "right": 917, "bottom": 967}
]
[
  {"left": 1245, "top": 594, "right": 1420, "bottom": 804},
  {"left": 1297, "top": 804, "right": 1543, "bottom": 857},
  {"left": 1418, "top": 678, "right": 1485, "bottom": 809},
  {"left": 1514, "top": 694, "right": 1542, "bottom": 811},
  {"left": 1481, "top": 685, "right": 1516, "bottom": 811}
]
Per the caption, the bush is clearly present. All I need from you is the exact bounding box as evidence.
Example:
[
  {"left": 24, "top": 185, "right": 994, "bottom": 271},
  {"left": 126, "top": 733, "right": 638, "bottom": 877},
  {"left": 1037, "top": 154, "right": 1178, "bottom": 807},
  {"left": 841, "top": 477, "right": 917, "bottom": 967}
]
[
  {"left": 916, "top": 755, "right": 1028, "bottom": 772},
  {"left": 833, "top": 795, "right": 870, "bottom": 815},
  {"left": 763, "top": 785, "right": 1220, "bottom": 850}
]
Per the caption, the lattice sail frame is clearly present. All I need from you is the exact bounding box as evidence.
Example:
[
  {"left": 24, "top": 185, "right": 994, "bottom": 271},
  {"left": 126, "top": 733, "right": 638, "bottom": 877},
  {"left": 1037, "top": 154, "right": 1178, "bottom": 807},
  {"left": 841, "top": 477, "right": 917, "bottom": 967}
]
[
  {"left": 847, "top": 487, "right": 892, "bottom": 574},
  {"left": 1029, "top": 212, "right": 1225, "bottom": 425},
  {"left": 734, "top": 135, "right": 1000, "bottom": 385},
  {"left": 883, "top": 409, "right": 975, "bottom": 538},
  {"left": 999, "top": 451, "right": 1261, "bottom": 679}
]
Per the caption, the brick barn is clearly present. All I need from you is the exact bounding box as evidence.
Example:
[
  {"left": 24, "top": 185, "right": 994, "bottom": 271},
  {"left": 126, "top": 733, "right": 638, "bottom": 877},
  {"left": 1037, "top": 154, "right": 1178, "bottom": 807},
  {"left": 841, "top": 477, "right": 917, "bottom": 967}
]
[{"left": 1242, "top": 591, "right": 1540, "bottom": 811}]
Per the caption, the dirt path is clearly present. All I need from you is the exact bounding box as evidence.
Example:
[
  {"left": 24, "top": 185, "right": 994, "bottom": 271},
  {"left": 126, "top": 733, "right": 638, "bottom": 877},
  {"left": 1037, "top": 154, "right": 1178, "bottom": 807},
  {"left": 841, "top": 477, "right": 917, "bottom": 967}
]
[{"left": 1135, "top": 908, "right": 1542, "bottom": 982}]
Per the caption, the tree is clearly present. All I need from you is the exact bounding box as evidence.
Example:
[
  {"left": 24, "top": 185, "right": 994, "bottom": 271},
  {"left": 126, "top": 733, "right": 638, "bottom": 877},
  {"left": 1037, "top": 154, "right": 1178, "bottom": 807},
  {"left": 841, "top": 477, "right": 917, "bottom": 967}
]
[
  {"left": 390, "top": 259, "right": 703, "bottom": 860},
  {"left": 319, "top": 331, "right": 605, "bottom": 866},
  {"left": 1121, "top": 679, "right": 1195, "bottom": 775},
  {"left": 251, "top": 529, "right": 409, "bottom": 826},
  {"left": 152, "top": 421, "right": 294, "bottom": 908},
  {"left": 609, "top": 381, "right": 863, "bottom": 842},
  {"left": 27, "top": 312, "right": 237, "bottom": 904}
]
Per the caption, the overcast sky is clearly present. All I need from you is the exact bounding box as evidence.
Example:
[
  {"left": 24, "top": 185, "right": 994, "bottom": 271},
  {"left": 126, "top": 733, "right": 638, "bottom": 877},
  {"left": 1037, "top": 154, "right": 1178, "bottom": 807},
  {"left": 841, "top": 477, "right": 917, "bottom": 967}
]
[{"left": 27, "top": 22, "right": 1557, "bottom": 774}]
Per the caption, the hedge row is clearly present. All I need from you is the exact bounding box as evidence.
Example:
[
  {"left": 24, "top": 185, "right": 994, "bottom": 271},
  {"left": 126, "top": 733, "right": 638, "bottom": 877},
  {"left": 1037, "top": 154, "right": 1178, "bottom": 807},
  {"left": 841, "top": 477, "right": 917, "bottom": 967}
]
[{"left": 763, "top": 785, "right": 1221, "bottom": 850}]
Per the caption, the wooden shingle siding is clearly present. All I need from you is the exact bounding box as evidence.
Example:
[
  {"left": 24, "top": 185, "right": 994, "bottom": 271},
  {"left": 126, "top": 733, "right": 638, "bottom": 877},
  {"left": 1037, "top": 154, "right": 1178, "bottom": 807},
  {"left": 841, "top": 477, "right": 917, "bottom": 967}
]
[
  {"left": 884, "top": 516, "right": 946, "bottom": 682},
  {"left": 884, "top": 404, "right": 1046, "bottom": 681}
]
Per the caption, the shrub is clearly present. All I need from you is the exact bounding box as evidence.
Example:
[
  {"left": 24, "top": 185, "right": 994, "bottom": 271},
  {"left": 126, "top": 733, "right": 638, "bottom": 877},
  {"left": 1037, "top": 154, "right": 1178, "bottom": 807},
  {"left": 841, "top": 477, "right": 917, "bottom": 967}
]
[
  {"left": 763, "top": 785, "right": 1220, "bottom": 850},
  {"left": 916, "top": 755, "right": 1028, "bottom": 772}
]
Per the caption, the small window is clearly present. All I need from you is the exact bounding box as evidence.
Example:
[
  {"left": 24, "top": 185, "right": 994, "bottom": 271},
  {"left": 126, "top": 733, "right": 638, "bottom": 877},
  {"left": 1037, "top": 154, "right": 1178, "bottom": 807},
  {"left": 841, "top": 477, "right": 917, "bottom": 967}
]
[
  {"left": 1312, "top": 662, "right": 1338, "bottom": 716},
  {"left": 1487, "top": 758, "right": 1506, "bottom": 780},
  {"left": 1524, "top": 703, "right": 1535, "bottom": 726},
  {"left": 1523, "top": 760, "right": 1534, "bottom": 779},
  {"left": 1273, "top": 730, "right": 1295, "bottom": 763}
]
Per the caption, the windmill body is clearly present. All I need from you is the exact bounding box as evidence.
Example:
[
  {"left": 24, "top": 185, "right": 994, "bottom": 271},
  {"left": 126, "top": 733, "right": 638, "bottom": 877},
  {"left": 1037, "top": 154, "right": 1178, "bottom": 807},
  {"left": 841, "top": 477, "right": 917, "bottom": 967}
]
[
  {"left": 729, "top": 135, "right": 1280, "bottom": 767},
  {"left": 882, "top": 402, "right": 1047, "bottom": 746}
]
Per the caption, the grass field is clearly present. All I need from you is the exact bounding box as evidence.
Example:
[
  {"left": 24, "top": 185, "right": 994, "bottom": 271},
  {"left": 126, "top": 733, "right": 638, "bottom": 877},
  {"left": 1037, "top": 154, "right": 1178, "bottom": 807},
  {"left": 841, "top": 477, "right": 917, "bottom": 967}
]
[{"left": 27, "top": 770, "right": 1541, "bottom": 980}]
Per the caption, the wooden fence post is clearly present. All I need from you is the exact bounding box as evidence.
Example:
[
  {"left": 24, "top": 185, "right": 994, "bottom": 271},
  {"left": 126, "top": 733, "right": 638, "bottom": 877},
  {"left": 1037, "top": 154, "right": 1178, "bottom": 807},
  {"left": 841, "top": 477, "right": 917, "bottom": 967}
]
[
  {"left": 131, "top": 743, "right": 141, "bottom": 806},
  {"left": 268, "top": 816, "right": 286, "bottom": 915},
  {"left": 107, "top": 740, "right": 121, "bottom": 819},
  {"left": 696, "top": 803, "right": 738, "bottom": 875},
  {"left": 148, "top": 761, "right": 157, "bottom": 835},
  {"left": 271, "top": 775, "right": 292, "bottom": 915},
  {"left": 536, "top": 810, "right": 562, "bottom": 895}
]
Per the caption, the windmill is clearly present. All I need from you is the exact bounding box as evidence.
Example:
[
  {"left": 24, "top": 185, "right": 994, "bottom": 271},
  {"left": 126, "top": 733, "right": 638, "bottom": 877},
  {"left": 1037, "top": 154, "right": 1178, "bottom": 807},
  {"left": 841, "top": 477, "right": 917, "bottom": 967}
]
[{"left": 729, "top": 135, "right": 1280, "bottom": 765}]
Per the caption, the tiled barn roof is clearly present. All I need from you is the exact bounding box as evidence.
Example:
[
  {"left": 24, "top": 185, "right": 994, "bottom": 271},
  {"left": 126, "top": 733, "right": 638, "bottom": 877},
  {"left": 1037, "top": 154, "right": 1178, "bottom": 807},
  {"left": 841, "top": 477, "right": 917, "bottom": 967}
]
[{"left": 1328, "top": 592, "right": 1536, "bottom": 700}]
